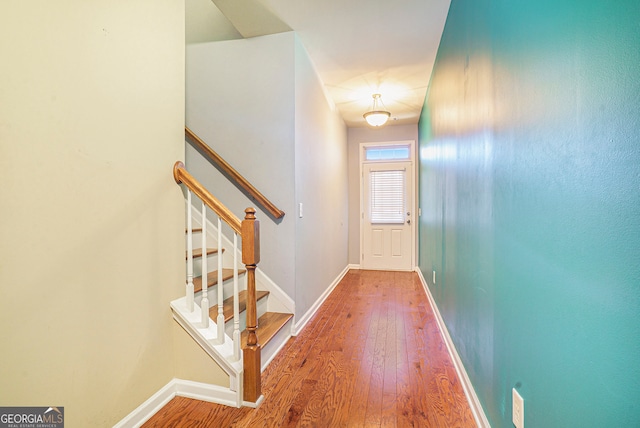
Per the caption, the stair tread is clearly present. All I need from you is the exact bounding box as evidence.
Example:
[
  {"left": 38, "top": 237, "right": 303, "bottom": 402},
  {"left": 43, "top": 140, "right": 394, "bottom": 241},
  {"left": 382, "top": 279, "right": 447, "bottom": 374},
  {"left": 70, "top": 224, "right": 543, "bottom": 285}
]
[
  {"left": 185, "top": 228, "right": 203, "bottom": 233},
  {"left": 193, "top": 269, "right": 246, "bottom": 293},
  {"left": 241, "top": 312, "right": 293, "bottom": 348},
  {"left": 188, "top": 247, "right": 221, "bottom": 260},
  {"left": 208, "top": 289, "right": 269, "bottom": 322}
]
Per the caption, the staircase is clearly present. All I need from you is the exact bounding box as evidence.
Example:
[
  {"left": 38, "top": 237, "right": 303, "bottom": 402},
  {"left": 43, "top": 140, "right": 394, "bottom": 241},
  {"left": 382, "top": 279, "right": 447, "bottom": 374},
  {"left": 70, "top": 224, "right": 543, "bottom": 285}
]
[
  {"left": 171, "top": 162, "right": 294, "bottom": 408},
  {"left": 186, "top": 228, "right": 293, "bottom": 350}
]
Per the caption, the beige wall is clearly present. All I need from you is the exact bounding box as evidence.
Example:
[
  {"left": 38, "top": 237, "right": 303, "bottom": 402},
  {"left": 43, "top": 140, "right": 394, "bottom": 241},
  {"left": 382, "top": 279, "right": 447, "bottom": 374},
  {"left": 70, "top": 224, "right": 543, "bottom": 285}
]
[
  {"left": 0, "top": 2, "right": 186, "bottom": 426},
  {"left": 172, "top": 323, "right": 230, "bottom": 386}
]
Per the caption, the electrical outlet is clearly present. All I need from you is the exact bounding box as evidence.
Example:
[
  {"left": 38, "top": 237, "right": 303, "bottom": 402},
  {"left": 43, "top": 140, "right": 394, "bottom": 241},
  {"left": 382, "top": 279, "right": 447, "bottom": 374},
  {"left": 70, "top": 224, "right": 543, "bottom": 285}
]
[
  {"left": 512, "top": 388, "right": 524, "bottom": 428},
  {"left": 432, "top": 270, "right": 436, "bottom": 284}
]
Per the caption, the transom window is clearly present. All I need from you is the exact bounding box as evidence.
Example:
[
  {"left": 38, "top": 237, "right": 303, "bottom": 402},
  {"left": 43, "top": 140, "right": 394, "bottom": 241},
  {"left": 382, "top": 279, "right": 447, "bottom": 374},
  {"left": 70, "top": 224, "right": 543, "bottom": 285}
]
[{"left": 364, "top": 145, "right": 410, "bottom": 161}]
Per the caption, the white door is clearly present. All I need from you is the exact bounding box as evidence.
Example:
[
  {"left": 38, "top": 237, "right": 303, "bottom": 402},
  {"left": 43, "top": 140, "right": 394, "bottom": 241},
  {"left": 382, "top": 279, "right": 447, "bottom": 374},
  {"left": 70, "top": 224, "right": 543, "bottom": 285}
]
[{"left": 361, "top": 160, "right": 413, "bottom": 270}]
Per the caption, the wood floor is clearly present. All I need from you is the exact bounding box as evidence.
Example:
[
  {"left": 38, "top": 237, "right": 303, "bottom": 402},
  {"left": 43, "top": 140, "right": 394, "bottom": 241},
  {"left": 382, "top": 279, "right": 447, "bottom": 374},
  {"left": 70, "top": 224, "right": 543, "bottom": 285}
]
[{"left": 143, "top": 270, "right": 476, "bottom": 427}]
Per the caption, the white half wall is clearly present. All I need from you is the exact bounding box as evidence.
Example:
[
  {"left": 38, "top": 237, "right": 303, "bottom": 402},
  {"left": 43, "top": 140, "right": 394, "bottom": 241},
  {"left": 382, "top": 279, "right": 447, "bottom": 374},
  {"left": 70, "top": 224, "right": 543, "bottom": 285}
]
[
  {"left": 185, "top": 32, "right": 349, "bottom": 320},
  {"left": 185, "top": 32, "right": 297, "bottom": 300}
]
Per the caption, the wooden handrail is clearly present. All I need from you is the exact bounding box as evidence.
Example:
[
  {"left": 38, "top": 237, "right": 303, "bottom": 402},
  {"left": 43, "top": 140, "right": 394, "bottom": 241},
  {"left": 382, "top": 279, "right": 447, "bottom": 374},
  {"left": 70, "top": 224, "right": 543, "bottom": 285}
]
[
  {"left": 173, "top": 161, "right": 242, "bottom": 234},
  {"left": 185, "top": 127, "right": 285, "bottom": 220}
]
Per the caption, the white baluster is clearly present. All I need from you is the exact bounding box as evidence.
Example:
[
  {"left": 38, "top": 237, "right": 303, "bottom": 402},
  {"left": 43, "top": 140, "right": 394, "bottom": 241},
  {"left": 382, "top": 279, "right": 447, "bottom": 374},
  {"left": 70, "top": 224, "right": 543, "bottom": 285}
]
[
  {"left": 215, "top": 217, "right": 225, "bottom": 344},
  {"left": 200, "top": 201, "right": 209, "bottom": 328},
  {"left": 233, "top": 232, "right": 240, "bottom": 360},
  {"left": 186, "top": 191, "right": 194, "bottom": 312}
]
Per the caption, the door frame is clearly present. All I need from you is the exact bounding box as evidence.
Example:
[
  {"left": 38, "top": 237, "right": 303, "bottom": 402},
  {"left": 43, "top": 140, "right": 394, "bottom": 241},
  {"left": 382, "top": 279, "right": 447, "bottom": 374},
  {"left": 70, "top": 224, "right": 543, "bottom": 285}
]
[{"left": 359, "top": 140, "right": 416, "bottom": 270}]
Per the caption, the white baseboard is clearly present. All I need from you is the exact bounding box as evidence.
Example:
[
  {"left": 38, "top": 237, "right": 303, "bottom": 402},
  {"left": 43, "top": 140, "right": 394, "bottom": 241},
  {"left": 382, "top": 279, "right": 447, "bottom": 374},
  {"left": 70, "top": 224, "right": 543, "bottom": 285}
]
[
  {"left": 293, "top": 264, "right": 350, "bottom": 335},
  {"left": 113, "top": 379, "right": 240, "bottom": 428},
  {"left": 114, "top": 381, "right": 176, "bottom": 428},
  {"left": 414, "top": 268, "right": 491, "bottom": 428},
  {"left": 242, "top": 395, "right": 264, "bottom": 408},
  {"left": 175, "top": 379, "right": 239, "bottom": 407}
]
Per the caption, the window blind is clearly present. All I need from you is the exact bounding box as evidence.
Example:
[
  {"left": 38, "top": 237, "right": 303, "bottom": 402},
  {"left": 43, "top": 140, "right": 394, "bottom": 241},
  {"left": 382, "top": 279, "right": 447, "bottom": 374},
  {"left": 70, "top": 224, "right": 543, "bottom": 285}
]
[{"left": 370, "top": 169, "right": 405, "bottom": 224}]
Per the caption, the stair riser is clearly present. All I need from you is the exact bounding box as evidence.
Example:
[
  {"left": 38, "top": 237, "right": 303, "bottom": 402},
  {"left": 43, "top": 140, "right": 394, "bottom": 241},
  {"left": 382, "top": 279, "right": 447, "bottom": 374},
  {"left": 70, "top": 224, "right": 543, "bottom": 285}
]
[
  {"left": 194, "top": 288, "right": 222, "bottom": 307},
  {"left": 193, "top": 277, "right": 248, "bottom": 307},
  {"left": 194, "top": 288, "right": 270, "bottom": 318},
  {"left": 223, "top": 295, "right": 269, "bottom": 336},
  {"left": 192, "top": 256, "right": 221, "bottom": 279},
  {"left": 193, "top": 287, "right": 270, "bottom": 321},
  {"left": 259, "top": 317, "right": 294, "bottom": 372}
]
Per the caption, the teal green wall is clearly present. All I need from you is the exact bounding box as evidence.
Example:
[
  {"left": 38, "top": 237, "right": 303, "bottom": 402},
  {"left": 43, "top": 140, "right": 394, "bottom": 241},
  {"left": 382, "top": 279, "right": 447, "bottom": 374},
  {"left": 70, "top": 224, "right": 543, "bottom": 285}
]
[{"left": 418, "top": 1, "right": 640, "bottom": 426}]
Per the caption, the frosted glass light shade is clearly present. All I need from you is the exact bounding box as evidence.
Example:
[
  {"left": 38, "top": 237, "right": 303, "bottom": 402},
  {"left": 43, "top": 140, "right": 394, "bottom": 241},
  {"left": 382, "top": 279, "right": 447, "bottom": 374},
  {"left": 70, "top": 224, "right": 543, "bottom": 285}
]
[{"left": 364, "top": 110, "right": 391, "bottom": 127}]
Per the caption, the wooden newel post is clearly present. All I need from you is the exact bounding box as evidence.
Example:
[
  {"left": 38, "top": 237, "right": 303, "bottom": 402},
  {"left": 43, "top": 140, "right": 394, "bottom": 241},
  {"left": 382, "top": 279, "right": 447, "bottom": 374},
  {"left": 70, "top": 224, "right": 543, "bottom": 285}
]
[{"left": 242, "top": 207, "right": 261, "bottom": 403}]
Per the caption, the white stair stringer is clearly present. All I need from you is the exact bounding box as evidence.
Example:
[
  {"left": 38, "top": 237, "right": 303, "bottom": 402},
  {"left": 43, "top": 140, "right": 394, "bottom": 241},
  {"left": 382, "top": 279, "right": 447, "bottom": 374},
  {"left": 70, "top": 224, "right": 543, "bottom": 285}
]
[
  {"left": 170, "top": 297, "right": 244, "bottom": 408},
  {"left": 255, "top": 268, "right": 295, "bottom": 333},
  {"left": 174, "top": 201, "right": 296, "bottom": 408}
]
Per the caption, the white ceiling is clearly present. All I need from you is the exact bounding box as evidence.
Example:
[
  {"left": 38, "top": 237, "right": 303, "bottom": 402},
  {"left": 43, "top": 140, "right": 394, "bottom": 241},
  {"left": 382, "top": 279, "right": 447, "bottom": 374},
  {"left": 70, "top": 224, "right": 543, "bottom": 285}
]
[{"left": 186, "top": 0, "right": 451, "bottom": 128}]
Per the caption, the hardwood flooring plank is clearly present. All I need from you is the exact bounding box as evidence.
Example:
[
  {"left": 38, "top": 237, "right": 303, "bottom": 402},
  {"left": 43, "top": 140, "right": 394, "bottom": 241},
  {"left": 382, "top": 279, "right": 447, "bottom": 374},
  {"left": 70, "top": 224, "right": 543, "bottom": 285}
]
[
  {"left": 396, "top": 317, "right": 415, "bottom": 425},
  {"left": 141, "top": 396, "right": 197, "bottom": 428},
  {"left": 364, "top": 294, "right": 388, "bottom": 427},
  {"left": 324, "top": 356, "right": 361, "bottom": 428},
  {"left": 280, "top": 378, "right": 317, "bottom": 427},
  {"left": 142, "top": 270, "right": 477, "bottom": 428},
  {"left": 296, "top": 350, "right": 342, "bottom": 426},
  {"left": 345, "top": 283, "right": 382, "bottom": 427},
  {"left": 381, "top": 392, "right": 398, "bottom": 428},
  {"left": 241, "top": 282, "right": 353, "bottom": 427}
]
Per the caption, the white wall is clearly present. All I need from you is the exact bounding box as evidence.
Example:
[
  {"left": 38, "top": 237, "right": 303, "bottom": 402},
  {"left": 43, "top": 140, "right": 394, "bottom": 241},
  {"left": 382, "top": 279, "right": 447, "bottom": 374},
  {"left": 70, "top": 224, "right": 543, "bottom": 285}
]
[
  {"left": 186, "top": 32, "right": 298, "bottom": 299},
  {"left": 0, "top": 2, "right": 185, "bottom": 426},
  {"left": 185, "top": 32, "right": 349, "bottom": 320},
  {"left": 347, "top": 125, "right": 419, "bottom": 265},
  {"left": 294, "top": 36, "right": 349, "bottom": 318}
]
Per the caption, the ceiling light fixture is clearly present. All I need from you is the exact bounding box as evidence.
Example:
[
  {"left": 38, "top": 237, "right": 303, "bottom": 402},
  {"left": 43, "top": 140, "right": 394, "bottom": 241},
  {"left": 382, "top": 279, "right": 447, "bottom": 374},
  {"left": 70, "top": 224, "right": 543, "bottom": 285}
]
[{"left": 363, "top": 93, "right": 391, "bottom": 127}]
